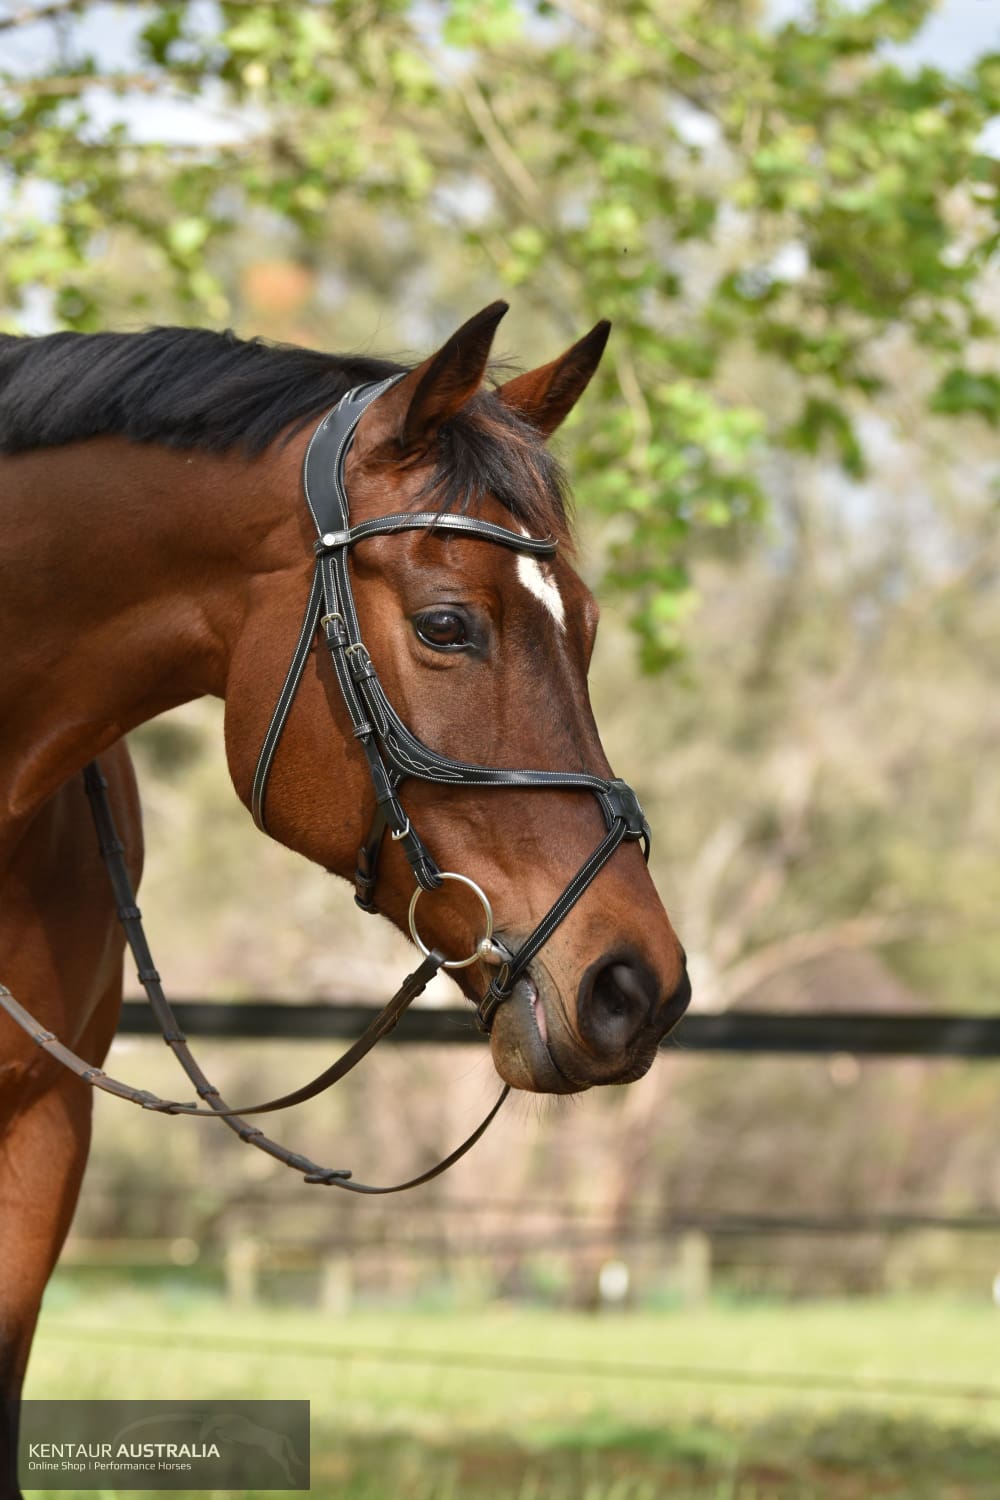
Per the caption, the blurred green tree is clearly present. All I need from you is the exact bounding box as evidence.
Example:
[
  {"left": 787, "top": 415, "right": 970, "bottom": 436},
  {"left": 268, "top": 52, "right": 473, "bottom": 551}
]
[{"left": 2, "top": 0, "right": 997, "bottom": 664}]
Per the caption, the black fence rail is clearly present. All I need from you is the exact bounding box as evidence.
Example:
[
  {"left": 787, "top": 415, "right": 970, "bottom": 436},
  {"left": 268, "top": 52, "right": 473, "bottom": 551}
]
[{"left": 118, "top": 1000, "right": 1000, "bottom": 1056}]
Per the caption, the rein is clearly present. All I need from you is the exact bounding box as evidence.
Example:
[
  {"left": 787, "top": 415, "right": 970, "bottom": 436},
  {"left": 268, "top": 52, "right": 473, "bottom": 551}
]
[
  {"left": 0, "top": 763, "right": 507, "bottom": 1194},
  {"left": 0, "top": 379, "right": 651, "bottom": 1192}
]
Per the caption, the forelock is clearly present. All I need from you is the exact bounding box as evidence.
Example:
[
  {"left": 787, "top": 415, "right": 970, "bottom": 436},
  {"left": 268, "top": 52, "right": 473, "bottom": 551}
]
[{"left": 416, "top": 389, "right": 572, "bottom": 546}]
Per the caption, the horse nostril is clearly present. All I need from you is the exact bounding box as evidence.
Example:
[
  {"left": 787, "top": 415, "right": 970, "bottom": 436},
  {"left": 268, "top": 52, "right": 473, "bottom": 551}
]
[{"left": 577, "top": 957, "right": 657, "bottom": 1056}]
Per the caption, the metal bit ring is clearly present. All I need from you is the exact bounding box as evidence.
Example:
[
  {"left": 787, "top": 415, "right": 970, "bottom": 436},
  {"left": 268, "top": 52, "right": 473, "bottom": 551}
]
[{"left": 409, "top": 872, "right": 494, "bottom": 970}]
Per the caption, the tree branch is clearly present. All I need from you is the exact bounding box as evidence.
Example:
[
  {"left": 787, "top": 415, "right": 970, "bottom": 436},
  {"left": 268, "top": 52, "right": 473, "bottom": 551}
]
[
  {"left": 0, "top": 0, "right": 277, "bottom": 22},
  {"left": 547, "top": 0, "right": 720, "bottom": 71},
  {"left": 0, "top": 1, "right": 87, "bottom": 34},
  {"left": 706, "top": 913, "right": 935, "bottom": 1012},
  {"left": 615, "top": 345, "right": 653, "bottom": 460},
  {"left": 0, "top": 71, "right": 163, "bottom": 96},
  {"left": 450, "top": 68, "right": 543, "bottom": 213},
  {"left": 684, "top": 817, "right": 747, "bottom": 964},
  {"left": 710, "top": 742, "right": 820, "bottom": 973}
]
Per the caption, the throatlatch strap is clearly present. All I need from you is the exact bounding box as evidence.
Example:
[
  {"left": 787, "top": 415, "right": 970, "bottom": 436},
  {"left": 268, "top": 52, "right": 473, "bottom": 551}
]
[{"left": 251, "top": 568, "right": 324, "bottom": 831}]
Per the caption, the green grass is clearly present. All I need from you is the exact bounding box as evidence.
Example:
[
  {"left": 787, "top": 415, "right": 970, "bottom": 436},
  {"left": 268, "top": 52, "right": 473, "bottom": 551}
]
[{"left": 23, "top": 1281, "right": 1000, "bottom": 1498}]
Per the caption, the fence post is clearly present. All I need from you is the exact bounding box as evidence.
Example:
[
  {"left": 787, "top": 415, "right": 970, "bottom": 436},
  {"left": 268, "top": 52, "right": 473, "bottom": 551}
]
[
  {"left": 319, "top": 1252, "right": 354, "bottom": 1313},
  {"left": 224, "top": 1234, "right": 260, "bottom": 1306},
  {"left": 676, "top": 1229, "right": 712, "bottom": 1304}
]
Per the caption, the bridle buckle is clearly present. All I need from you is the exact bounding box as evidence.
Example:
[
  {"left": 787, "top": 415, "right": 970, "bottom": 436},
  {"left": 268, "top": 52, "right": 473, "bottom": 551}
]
[{"left": 345, "top": 641, "right": 375, "bottom": 681}]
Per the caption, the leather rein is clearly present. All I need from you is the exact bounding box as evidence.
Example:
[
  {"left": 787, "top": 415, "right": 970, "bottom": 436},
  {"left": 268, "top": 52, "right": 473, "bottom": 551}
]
[{"left": 0, "top": 379, "right": 651, "bottom": 1193}]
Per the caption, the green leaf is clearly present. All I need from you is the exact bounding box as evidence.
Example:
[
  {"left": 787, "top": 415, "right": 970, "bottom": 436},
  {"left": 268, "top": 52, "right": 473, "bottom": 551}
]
[
  {"left": 167, "top": 217, "right": 211, "bottom": 258},
  {"left": 931, "top": 369, "right": 1000, "bottom": 426},
  {"left": 785, "top": 396, "right": 866, "bottom": 477}
]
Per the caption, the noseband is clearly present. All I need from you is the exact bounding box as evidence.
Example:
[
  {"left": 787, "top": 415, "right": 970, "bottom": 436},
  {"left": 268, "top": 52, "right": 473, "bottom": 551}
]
[
  {"left": 251, "top": 378, "right": 651, "bottom": 1031},
  {"left": 0, "top": 379, "right": 652, "bottom": 1193}
]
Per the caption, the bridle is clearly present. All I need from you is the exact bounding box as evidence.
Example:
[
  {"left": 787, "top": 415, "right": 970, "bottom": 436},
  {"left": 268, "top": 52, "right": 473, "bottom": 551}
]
[
  {"left": 0, "top": 378, "right": 652, "bottom": 1194},
  {"left": 252, "top": 377, "right": 652, "bottom": 1029}
]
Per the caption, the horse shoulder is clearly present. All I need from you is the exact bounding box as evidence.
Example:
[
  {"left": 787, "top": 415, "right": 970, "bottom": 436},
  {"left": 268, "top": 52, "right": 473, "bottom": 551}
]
[{"left": 0, "top": 740, "right": 141, "bottom": 1115}]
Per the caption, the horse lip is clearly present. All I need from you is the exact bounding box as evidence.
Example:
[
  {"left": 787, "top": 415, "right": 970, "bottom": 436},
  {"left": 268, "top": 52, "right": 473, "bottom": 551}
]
[
  {"left": 523, "top": 972, "right": 594, "bottom": 1093},
  {"left": 525, "top": 972, "right": 548, "bottom": 1045},
  {"left": 488, "top": 969, "right": 587, "bottom": 1095}
]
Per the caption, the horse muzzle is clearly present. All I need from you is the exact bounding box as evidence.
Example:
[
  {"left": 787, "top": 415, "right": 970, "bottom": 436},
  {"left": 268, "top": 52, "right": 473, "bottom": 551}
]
[{"left": 480, "top": 942, "right": 691, "bottom": 1094}]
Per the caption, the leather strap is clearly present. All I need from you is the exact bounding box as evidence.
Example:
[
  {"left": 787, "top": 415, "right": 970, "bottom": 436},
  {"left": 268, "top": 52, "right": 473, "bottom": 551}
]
[
  {"left": 478, "top": 817, "right": 632, "bottom": 1029},
  {"left": 251, "top": 570, "right": 323, "bottom": 830},
  {"left": 321, "top": 510, "right": 559, "bottom": 556},
  {"left": 0, "top": 763, "right": 508, "bottom": 1194}
]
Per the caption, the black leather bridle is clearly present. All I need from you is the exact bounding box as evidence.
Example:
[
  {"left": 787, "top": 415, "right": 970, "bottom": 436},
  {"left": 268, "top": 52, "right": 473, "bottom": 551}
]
[
  {"left": 0, "top": 379, "right": 653, "bottom": 1193},
  {"left": 252, "top": 377, "right": 652, "bottom": 1031}
]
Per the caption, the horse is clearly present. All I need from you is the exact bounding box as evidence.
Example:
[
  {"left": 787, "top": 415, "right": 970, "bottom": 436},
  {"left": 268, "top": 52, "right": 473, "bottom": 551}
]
[{"left": 0, "top": 301, "right": 690, "bottom": 1489}]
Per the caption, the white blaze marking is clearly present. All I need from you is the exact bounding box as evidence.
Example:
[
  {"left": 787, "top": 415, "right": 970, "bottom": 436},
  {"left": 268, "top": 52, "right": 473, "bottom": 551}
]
[{"left": 516, "top": 533, "right": 566, "bottom": 630}]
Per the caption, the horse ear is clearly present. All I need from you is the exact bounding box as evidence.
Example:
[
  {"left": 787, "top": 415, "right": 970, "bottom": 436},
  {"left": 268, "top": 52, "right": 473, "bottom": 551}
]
[
  {"left": 496, "top": 320, "right": 611, "bottom": 437},
  {"left": 358, "top": 301, "right": 508, "bottom": 457}
]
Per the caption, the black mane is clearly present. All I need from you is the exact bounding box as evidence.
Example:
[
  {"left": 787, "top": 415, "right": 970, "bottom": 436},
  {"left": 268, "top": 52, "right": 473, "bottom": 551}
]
[{"left": 0, "top": 327, "right": 569, "bottom": 538}]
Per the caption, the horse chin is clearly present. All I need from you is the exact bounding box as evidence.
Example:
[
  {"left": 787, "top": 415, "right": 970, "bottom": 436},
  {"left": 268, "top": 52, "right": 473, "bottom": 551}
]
[{"left": 488, "top": 972, "right": 590, "bottom": 1096}]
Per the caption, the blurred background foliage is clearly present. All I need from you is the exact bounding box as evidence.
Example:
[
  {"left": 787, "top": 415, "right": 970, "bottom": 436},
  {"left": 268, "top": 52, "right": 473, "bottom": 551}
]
[
  {"left": 4, "top": 0, "right": 1000, "bottom": 1289},
  {"left": 3, "top": 0, "right": 998, "bottom": 660}
]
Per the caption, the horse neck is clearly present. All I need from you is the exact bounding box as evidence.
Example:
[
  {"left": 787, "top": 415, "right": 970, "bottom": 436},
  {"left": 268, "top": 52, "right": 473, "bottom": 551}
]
[{"left": 0, "top": 434, "right": 305, "bottom": 825}]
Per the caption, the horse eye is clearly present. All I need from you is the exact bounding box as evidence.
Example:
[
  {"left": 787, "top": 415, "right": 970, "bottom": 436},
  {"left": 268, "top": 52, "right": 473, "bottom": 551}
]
[{"left": 414, "top": 610, "right": 469, "bottom": 650}]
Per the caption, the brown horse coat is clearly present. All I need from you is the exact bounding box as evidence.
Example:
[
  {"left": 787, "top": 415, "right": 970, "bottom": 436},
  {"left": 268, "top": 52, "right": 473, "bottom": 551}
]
[{"left": 0, "top": 307, "right": 688, "bottom": 1491}]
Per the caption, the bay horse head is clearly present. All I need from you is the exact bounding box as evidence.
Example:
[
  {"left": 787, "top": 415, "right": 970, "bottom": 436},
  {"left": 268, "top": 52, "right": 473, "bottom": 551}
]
[
  {"left": 0, "top": 303, "right": 689, "bottom": 1096},
  {"left": 219, "top": 302, "right": 691, "bottom": 1091}
]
